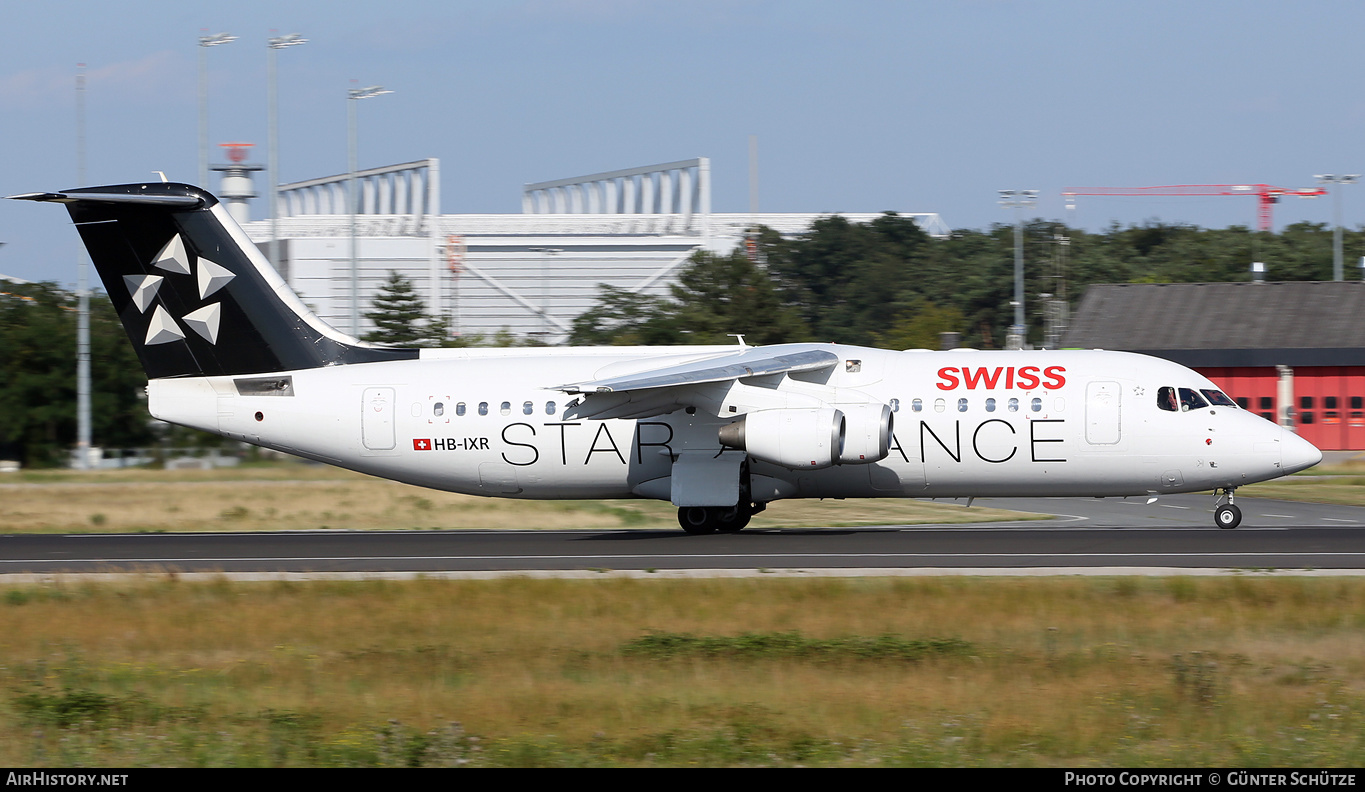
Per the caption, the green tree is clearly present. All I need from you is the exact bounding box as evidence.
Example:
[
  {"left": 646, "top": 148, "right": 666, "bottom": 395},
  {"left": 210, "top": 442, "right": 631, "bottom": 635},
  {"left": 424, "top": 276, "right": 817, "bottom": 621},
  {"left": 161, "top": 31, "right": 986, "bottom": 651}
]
[
  {"left": 875, "top": 301, "right": 966, "bottom": 350},
  {"left": 764, "top": 212, "right": 933, "bottom": 344},
  {"left": 0, "top": 281, "right": 152, "bottom": 466},
  {"left": 570, "top": 250, "right": 810, "bottom": 345},
  {"left": 362, "top": 271, "right": 449, "bottom": 347}
]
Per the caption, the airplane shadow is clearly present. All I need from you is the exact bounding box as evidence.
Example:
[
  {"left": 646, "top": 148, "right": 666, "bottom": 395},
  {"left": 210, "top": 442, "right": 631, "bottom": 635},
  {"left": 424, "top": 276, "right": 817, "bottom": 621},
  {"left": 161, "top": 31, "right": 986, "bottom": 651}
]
[{"left": 572, "top": 528, "right": 861, "bottom": 541}]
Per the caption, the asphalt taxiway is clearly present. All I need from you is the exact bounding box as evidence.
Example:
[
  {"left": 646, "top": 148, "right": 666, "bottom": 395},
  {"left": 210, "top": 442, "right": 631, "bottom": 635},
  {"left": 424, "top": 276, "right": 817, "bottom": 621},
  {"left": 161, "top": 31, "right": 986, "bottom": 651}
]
[{"left": 3, "top": 493, "right": 1365, "bottom": 578}]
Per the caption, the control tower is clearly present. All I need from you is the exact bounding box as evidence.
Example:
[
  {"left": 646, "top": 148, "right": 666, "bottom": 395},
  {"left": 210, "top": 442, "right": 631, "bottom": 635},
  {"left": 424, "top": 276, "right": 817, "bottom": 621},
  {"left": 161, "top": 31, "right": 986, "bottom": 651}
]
[{"left": 211, "top": 143, "right": 264, "bottom": 225}]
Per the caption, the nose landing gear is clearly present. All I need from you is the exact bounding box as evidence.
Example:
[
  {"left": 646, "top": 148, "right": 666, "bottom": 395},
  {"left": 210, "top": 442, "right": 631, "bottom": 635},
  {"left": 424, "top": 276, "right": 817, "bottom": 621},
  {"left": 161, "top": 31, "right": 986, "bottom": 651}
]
[{"left": 1213, "top": 488, "right": 1241, "bottom": 529}]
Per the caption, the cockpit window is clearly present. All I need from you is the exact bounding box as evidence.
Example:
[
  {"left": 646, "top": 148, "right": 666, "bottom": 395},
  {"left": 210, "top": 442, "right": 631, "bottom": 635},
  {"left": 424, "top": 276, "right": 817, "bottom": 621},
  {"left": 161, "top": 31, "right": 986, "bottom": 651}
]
[
  {"left": 1178, "top": 387, "right": 1209, "bottom": 411},
  {"left": 1201, "top": 389, "right": 1237, "bottom": 408},
  {"left": 1157, "top": 387, "right": 1178, "bottom": 412}
]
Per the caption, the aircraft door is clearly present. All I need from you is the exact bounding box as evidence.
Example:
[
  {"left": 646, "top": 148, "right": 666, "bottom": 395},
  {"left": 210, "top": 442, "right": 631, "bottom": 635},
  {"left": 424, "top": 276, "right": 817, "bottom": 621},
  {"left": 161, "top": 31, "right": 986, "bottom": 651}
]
[
  {"left": 362, "top": 387, "right": 397, "bottom": 451},
  {"left": 1085, "top": 381, "right": 1122, "bottom": 445}
]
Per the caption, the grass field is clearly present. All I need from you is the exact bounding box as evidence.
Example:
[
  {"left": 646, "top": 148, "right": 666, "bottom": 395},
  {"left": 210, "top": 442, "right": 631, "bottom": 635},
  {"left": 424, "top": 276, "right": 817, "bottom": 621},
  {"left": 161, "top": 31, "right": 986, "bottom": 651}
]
[
  {"left": 1, "top": 575, "right": 1363, "bottom": 767},
  {"left": 3, "top": 461, "right": 1364, "bottom": 767},
  {"left": 6, "top": 455, "right": 1365, "bottom": 536},
  {"left": 0, "top": 463, "right": 1037, "bottom": 534}
]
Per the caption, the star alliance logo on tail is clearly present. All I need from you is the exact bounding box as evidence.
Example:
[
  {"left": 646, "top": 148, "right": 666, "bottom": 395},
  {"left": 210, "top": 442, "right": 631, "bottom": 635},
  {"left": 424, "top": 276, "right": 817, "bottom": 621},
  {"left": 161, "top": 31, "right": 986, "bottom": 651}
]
[{"left": 125, "top": 233, "right": 235, "bottom": 346}]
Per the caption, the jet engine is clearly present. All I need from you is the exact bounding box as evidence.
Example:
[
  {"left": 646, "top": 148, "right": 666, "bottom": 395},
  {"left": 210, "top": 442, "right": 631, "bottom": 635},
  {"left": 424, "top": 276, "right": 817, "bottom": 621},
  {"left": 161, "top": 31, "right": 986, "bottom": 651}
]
[
  {"left": 837, "top": 403, "right": 894, "bottom": 465},
  {"left": 718, "top": 407, "right": 845, "bottom": 469}
]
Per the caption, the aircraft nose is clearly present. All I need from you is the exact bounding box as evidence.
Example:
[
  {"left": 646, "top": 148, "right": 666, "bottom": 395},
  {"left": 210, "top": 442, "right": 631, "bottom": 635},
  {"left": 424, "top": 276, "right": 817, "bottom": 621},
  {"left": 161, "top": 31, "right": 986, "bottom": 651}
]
[{"left": 1281, "top": 429, "right": 1323, "bottom": 475}]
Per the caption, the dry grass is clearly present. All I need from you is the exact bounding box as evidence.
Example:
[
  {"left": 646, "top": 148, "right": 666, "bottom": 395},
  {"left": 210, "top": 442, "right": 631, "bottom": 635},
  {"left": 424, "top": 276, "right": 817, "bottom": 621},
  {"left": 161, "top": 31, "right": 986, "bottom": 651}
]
[
  {"left": 0, "top": 463, "right": 1036, "bottom": 534},
  {"left": 1243, "top": 476, "right": 1365, "bottom": 507},
  {"left": 1, "top": 575, "right": 1363, "bottom": 766}
]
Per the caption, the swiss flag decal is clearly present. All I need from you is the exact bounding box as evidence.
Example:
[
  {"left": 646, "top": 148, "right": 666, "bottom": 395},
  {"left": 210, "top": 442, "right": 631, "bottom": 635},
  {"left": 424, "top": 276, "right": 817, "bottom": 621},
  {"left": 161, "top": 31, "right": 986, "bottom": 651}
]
[{"left": 413, "top": 438, "right": 432, "bottom": 451}]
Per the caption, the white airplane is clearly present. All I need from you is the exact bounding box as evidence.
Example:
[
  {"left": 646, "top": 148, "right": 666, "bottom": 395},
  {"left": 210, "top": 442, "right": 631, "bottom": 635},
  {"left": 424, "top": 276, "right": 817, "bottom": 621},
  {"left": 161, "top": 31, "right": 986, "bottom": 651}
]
[{"left": 11, "top": 183, "right": 1322, "bottom": 531}]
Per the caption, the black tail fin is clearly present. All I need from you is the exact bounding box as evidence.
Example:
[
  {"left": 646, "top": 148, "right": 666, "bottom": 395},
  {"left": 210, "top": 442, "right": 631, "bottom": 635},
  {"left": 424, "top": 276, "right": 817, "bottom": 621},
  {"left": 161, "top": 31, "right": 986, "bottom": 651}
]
[{"left": 10, "top": 183, "right": 416, "bottom": 379}]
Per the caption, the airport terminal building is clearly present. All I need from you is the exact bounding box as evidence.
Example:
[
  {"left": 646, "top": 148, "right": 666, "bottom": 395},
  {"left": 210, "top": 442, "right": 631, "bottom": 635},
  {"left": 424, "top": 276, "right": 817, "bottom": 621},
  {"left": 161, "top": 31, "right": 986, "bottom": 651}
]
[
  {"left": 1063, "top": 281, "right": 1365, "bottom": 451},
  {"left": 230, "top": 157, "right": 949, "bottom": 345}
]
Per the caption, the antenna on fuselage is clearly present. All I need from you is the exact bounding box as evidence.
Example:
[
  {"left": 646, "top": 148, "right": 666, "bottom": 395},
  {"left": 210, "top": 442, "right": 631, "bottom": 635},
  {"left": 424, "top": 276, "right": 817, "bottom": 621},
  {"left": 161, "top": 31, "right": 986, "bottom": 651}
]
[{"left": 728, "top": 334, "right": 748, "bottom": 349}]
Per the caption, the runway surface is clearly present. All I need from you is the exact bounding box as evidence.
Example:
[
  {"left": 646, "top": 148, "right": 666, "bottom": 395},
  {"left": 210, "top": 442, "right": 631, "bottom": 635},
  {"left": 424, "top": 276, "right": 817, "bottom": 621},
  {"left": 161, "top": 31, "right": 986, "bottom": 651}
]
[{"left": 4, "top": 493, "right": 1365, "bottom": 577}]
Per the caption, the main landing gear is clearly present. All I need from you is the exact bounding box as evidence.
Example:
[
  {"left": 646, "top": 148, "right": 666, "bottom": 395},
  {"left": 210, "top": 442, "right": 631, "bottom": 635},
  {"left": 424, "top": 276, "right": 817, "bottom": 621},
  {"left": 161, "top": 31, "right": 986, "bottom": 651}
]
[
  {"left": 1213, "top": 488, "right": 1242, "bottom": 530},
  {"left": 677, "top": 460, "right": 763, "bottom": 535},
  {"left": 678, "top": 503, "right": 764, "bottom": 534}
]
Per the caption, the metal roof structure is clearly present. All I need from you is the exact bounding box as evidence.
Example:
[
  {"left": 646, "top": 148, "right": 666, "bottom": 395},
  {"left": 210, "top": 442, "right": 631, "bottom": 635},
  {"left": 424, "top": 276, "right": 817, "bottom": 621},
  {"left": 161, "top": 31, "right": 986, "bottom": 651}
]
[
  {"left": 1062, "top": 281, "right": 1365, "bottom": 367},
  {"left": 237, "top": 157, "right": 950, "bottom": 343}
]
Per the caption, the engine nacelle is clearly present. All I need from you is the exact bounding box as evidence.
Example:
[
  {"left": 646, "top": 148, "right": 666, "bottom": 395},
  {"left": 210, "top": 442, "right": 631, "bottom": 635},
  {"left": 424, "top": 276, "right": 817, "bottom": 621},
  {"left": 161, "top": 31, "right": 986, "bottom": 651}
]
[
  {"left": 718, "top": 408, "right": 845, "bottom": 470},
  {"left": 838, "top": 403, "right": 894, "bottom": 465}
]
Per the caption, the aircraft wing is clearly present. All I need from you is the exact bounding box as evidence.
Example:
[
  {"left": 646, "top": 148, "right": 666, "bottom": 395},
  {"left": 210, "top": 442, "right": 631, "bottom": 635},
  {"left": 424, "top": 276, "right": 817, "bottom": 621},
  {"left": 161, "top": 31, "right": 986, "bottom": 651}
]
[
  {"left": 555, "top": 347, "right": 838, "bottom": 394},
  {"left": 554, "top": 346, "right": 840, "bottom": 421}
]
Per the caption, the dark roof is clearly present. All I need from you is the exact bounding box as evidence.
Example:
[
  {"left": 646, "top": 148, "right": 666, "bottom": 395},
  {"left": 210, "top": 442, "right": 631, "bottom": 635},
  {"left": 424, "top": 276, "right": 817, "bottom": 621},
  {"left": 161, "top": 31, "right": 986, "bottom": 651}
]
[{"left": 1062, "top": 281, "right": 1365, "bottom": 367}]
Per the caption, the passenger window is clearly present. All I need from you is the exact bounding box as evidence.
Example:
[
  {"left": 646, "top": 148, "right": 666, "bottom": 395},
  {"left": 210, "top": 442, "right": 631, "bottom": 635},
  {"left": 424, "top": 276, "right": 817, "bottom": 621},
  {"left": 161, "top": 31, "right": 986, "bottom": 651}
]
[
  {"left": 889, "top": 398, "right": 900, "bottom": 413},
  {"left": 1031, "top": 398, "right": 1042, "bottom": 412},
  {"left": 957, "top": 398, "right": 968, "bottom": 412},
  {"left": 1178, "top": 388, "right": 1208, "bottom": 411},
  {"left": 478, "top": 402, "right": 488, "bottom": 416},
  {"left": 523, "top": 401, "right": 533, "bottom": 415},
  {"left": 500, "top": 401, "right": 511, "bottom": 416},
  {"left": 456, "top": 402, "right": 466, "bottom": 417},
  {"left": 1157, "top": 387, "right": 1178, "bottom": 412},
  {"left": 912, "top": 398, "right": 923, "bottom": 413},
  {"left": 1201, "top": 389, "right": 1237, "bottom": 408},
  {"left": 1007, "top": 397, "right": 1019, "bottom": 412},
  {"left": 546, "top": 401, "right": 556, "bottom": 415},
  {"left": 433, "top": 402, "right": 444, "bottom": 417},
  {"left": 934, "top": 398, "right": 946, "bottom": 413},
  {"left": 985, "top": 398, "right": 996, "bottom": 412}
]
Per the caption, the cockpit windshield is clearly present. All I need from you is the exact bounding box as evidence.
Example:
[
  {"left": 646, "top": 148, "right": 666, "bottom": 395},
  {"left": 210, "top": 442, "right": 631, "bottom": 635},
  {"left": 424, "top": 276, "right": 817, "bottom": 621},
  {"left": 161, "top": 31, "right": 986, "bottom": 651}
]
[
  {"left": 1179, "top": 388, "right": 1209, "bottom": 411},
  {"left": 1158, "top": 386, "right": 1228, "bottom": 412},
  {"left": 1201, "top": 389, "right": 1237, "bottom": 408}
]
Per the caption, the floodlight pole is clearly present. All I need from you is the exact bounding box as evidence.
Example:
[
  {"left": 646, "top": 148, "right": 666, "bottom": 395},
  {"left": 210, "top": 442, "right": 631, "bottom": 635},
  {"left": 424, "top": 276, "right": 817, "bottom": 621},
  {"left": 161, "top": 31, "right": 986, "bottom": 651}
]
[
  {"left": 999, "top": 189, "right": 1038, "bottom": 349},
  {"left": 267, "top": 33, "right": 307, "bottom": 272},
  {"left": 198, "top": 32, "right": 235, "bottom": 189},
  {"left": 76, "top": 64, "right": 90, "bottom": 469},
  {"left": 348, "top": 84, "right": 391, "bottom": 336},
  {"left": 1315, "top": 174, "right": 1359, "bottom": 281}
]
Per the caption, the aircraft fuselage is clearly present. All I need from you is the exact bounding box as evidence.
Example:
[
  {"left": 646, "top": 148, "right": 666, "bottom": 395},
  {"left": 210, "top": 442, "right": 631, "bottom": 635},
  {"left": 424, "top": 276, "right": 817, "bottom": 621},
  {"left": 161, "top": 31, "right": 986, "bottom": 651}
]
[{"left": 149, "top": 346, "right": 1312, "bottom": 502}]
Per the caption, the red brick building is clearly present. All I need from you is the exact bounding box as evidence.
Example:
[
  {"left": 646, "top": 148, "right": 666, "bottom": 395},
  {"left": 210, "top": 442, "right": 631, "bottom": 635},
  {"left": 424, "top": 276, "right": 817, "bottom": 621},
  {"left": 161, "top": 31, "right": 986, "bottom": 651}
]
[{"left": 1063, "top": 282, "right": 1365, "bottom": 451}]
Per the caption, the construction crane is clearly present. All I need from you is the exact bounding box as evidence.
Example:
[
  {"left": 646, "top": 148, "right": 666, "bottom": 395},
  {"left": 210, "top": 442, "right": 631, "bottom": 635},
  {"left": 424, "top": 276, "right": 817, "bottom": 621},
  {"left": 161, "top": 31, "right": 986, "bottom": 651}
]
[{"left": 1062, "top": 184, "right": 1327, "bottom": 231}]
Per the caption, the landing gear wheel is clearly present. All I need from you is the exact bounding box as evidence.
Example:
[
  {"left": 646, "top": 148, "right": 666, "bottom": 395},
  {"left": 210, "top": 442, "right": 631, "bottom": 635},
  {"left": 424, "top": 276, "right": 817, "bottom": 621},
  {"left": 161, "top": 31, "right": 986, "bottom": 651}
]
[
  {"left": 1215, "top": 503, "right": 1242, "bottom": 530},
  {"left": 678, "top": 507, "right": 716, "bottom": 535},
  {"left": 714, "top": 504, "right": 752, "bottom": 533}
]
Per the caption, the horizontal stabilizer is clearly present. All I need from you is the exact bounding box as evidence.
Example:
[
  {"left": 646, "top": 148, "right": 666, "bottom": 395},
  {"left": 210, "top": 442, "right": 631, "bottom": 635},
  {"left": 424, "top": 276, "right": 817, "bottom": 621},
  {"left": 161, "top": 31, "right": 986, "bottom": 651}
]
[{"left": 9, "top": 191, "right": 203, "bottom": 208}]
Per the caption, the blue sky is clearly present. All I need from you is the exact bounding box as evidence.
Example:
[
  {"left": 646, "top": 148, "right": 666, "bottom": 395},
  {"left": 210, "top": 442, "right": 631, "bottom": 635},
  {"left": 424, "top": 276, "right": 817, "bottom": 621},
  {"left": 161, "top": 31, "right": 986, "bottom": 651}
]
[{"left": 3, "top": 0, "right": 1364, "bottom": 284}]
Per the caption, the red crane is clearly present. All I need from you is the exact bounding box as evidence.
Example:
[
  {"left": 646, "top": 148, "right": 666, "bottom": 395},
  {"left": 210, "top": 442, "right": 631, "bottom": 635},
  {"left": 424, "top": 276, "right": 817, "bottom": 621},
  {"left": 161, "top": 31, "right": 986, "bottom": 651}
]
[{"left": 1061, "top": 184, "right": 1327, "bottom": 231}]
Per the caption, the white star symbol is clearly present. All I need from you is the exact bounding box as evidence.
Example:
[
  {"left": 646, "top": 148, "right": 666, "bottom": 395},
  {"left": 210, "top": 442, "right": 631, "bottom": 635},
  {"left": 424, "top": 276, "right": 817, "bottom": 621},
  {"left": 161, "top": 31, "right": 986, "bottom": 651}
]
[{"left": 139, "top": 233, "right": 236, "bottom": 347}]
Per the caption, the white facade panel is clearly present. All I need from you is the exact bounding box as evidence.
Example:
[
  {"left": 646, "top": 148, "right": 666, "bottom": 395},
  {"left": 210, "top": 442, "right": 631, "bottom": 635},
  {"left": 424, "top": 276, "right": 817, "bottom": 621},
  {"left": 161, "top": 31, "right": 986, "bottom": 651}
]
[{"left": 243, "top": 211, "right": 946, "bottom": 345}]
